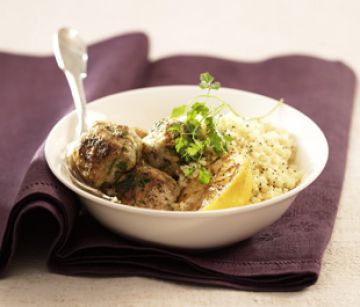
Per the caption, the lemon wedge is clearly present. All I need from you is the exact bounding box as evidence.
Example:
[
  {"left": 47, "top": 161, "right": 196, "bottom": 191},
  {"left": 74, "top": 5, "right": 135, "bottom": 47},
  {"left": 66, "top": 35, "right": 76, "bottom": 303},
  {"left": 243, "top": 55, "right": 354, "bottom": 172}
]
[{"left": 202, "top": 159, "right": 253, "bottom": 211}]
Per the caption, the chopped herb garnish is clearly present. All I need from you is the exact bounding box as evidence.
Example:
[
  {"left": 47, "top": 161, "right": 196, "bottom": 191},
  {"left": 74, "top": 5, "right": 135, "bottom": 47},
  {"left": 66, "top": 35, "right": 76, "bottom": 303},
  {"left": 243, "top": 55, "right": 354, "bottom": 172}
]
[
  {"left": 167, "top": 122, "right": 182, "bottom": 134},
  {"left": 198, "top": 167, "right": 212, "bottom": 184},
  {"left": 167, "top": 72, "right": 284, "bottom": 184},
  {"left": 199, "top": 72, "right": 221, "bottom": 91},
  {"left": 171, "top": 104, "right": 188, "bottom": 118},
  {"left": 183, "top": 166, "right": 195, "bottom": 177},
  {"left": 167, "top": 73, "right": 228, "bottom": 184}
]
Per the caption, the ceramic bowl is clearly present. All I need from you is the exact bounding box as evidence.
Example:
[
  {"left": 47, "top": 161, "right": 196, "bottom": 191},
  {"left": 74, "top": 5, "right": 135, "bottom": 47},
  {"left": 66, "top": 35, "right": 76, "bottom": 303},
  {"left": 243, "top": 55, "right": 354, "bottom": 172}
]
[{"left": 45, "top": 86, "right": 328, "bottom": 249}]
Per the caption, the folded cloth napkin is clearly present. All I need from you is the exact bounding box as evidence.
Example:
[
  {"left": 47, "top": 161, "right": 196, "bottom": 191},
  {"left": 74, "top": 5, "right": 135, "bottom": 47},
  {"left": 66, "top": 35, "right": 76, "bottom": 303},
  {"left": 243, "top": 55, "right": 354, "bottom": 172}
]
[{"left": 0, "top": 33, "right": 356, "bottom": 291}]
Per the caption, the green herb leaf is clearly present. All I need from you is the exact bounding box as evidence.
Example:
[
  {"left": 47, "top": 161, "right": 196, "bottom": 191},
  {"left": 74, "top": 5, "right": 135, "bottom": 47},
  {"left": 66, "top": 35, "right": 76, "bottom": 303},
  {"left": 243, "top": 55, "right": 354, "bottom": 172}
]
[
  {"left": 171, "top": 104, "right": 188, "bottom": 118},
  {"left": 205, "top": 117, "right": 228, "bottom": 156},
  {"left": 186, "top": 142, "right": 201, "bottom": 157},
  {"left": 198, "top": 167, "right": 212, "bottom": 184},
  {"left": 211, "top": 81, "right": 221, "bottom": 90},
  {"left": 199, "top": 81, "right": 208, "bottom": 89},
  {"left": 183, "top": 167, "right": 195, "bottom": 177},
  {"left": 186, "top": 109, "right": 200, "bottom": 127},
  {"left": 175, "top": 136, "right": 188, "bottom": 153},
  {"left": 168, "top": 122, "right": 182, "bottom": 135},
  {"left": 198, "top": 72, "right": 220, "bottom": 92},
  {"left": 200, "top": 72, "right": 214, "bottom": 84},
  {"left": 224, "top": 134, "right": 233, "bottom": 142},
  {"left": 191, "top": 102, "right": 209, "bottom": 117}
]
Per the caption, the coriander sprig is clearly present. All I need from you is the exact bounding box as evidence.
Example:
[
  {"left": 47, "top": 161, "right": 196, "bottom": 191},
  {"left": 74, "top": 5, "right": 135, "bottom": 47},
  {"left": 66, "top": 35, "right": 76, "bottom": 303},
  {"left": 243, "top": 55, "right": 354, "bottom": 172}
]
[
  {"left": 168, "top": 73, "right": 231, "bottom": 184},
  {"left": 170, "top": 102, "right": 228, "bottom": 165},
  {"left": 168, "top": 72, "right": 284, "bottom": 185},
  {"left": 199, "top": 72, "right": 221, "bottom": 92}
]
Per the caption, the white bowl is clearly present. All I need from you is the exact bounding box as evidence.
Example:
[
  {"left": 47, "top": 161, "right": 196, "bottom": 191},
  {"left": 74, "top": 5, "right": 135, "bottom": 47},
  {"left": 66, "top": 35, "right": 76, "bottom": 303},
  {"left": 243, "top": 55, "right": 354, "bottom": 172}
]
[{"left": 45, "top": 86, "right": 328, "bottom": 249}]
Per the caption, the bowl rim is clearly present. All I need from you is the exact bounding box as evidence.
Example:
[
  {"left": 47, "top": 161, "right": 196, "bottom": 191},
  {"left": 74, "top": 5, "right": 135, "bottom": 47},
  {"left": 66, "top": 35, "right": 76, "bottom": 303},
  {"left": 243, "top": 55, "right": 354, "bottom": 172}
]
[{"left": 45, "top": 85, "right": 329, "bottom": 218}]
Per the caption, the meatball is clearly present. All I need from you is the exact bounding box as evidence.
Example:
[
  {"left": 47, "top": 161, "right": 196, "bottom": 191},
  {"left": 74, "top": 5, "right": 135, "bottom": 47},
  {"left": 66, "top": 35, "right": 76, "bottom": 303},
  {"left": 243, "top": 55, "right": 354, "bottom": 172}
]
[
  {"left": 71, "top": 121, "right": 142, "bottom": 188},
  {"left": 142, "top": 119, "right": 180, "bottom": 177},
  {"left": 177, "top": 178, "right": 209, "bottom": 211},
  {"left": 115, "top": 165, "right": 180, "bottom": 210},
  {"left": 176, "top": 152, "right": 242, "bottom": 211}
]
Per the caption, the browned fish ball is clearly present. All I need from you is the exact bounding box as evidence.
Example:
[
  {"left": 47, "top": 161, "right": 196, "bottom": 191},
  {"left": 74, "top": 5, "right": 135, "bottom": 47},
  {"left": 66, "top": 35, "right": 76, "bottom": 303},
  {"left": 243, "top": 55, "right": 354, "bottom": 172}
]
[
  {"left": 115, "top": 165, "right": 181, "bottom": 210},
  {"left": 71, "top": 122, "right": 143, "bottom": 188},
  {"left": 142, "top": 119, "right": 181, "bottom": 177}
]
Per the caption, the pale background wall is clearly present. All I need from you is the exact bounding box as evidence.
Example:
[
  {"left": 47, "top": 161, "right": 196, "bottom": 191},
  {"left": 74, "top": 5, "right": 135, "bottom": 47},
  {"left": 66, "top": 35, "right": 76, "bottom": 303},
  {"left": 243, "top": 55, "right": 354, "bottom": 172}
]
[{"left": 1, "top": 0, "right": 359, "bottom": 75}]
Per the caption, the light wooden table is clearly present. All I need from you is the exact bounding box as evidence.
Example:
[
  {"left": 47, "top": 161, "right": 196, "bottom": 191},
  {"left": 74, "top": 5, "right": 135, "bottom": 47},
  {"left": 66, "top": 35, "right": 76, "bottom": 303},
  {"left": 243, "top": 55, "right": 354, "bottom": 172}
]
[{"left": 1, "top": 0, "right": 359, "bottom": 306}]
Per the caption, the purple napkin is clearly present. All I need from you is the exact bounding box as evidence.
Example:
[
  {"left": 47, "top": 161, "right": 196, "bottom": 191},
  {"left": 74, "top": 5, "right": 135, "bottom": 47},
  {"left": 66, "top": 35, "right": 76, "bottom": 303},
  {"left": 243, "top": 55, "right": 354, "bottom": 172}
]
[{"left": 0, "top": 33, "right": 356, "bottom": 291}]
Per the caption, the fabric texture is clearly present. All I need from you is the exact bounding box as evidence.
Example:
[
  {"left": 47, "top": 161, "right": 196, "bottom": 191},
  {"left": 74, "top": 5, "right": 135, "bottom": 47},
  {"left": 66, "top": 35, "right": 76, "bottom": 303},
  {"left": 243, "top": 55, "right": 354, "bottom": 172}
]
[{"left": 0, "top": 33, "right": 356, "bottom": 291}]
